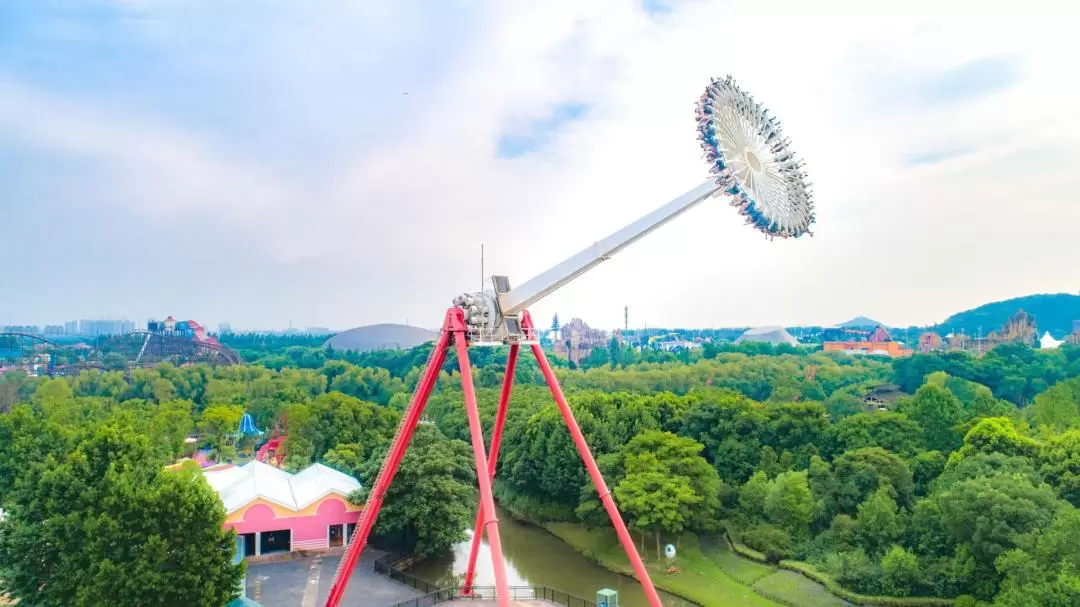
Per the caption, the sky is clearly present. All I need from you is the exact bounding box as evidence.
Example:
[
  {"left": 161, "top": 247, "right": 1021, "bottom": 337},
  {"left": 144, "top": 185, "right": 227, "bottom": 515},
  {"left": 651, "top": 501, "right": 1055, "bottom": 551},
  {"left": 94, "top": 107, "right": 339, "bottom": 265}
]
[{"left": 2, "top": 0, "right": 1078, "bottom": 332}]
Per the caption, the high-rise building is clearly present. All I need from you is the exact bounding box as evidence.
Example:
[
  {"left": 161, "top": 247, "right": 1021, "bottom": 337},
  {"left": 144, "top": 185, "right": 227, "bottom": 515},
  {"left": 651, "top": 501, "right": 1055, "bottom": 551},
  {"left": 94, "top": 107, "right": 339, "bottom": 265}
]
[
  {"left": 43, "top": 325, "right": 65, "bottom": 336},
  {"left": 64, "top": 321, "right": 78, "bottom": 335},
  {"left": 2, "top": 325, "right": 40, "bottom": 335},
  {"left": 79, "top": 319, "right": 132, "bottom": 336},
  {"left": 219, "top": 323, "right": 233, "bottom": 334}
]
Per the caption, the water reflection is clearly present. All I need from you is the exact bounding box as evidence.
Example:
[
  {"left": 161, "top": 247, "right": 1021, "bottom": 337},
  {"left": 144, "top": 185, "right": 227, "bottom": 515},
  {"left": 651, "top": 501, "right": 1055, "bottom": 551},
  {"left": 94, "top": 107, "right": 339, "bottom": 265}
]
[{"left": 408, "top": 507, "right": 694, "bottom": 607}]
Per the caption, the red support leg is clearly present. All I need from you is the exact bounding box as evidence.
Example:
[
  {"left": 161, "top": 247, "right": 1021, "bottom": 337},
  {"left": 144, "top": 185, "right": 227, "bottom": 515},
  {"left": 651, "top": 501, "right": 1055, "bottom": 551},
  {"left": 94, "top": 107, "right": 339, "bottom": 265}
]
[
  {"left": 525, "top": 315, "right": 663, "bottom": 607},
  {"left": 323, "top": 320, "right": 452, "bottom": 607},
  {"left": 462, "top": 344, "right": 519, "bottom": 595},
  {"left": 454, "top": 324, "right": 512, "bottom": 607}
]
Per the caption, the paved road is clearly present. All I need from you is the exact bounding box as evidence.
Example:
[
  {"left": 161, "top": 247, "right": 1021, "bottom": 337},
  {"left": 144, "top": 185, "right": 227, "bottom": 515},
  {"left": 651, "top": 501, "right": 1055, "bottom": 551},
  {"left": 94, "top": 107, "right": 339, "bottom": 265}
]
[{"left": 246, "top": 551, "right": 422, "bottom": 607}]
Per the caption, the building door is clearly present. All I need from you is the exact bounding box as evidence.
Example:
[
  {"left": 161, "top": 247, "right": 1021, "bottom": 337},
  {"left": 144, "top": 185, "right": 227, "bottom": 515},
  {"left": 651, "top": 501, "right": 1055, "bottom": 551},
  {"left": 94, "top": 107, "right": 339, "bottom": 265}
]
[
  {"left": 241, "top": 533, "right": 256, "bottom": 558},
  {"left": 328, "top": 524, "right": 344, "bottom": 548},
  {"left": 260, "top": 529, "right": 291, "bottom": 554}
]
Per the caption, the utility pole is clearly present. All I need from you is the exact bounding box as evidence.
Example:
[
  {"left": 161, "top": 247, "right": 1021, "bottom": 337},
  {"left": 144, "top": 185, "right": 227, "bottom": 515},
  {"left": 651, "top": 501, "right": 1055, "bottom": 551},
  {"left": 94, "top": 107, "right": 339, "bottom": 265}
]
[{"left": 624, "top": 306, "right": 629, "bottom": 333}]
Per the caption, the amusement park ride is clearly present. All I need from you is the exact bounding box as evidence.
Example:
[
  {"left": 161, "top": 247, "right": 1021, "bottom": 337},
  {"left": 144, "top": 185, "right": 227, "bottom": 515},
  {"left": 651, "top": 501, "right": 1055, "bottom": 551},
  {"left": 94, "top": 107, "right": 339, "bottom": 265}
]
[{"left": 324, "top": 76, "right": 816, "bottom": 607}]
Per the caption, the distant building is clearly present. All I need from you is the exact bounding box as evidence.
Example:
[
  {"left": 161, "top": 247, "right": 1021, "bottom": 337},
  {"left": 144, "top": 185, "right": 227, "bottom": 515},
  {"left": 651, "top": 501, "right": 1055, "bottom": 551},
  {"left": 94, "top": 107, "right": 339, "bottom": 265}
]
[
  {"left": 148, "top": 316, "right": 221, "bottom": 346},
  {"left": 203, "top": 461, "right": 363, "bottom": 557},
  {"left": 917, "top": 332, "right": 944, "bottom": 353},
  {"left": 79, "top": 319, "right": 131, "bottom": 336},
  {"left": 824, "top": 325, "right": 913, "bottom": 357},
  {"left": 734, "top": 326, "right": 799, "bottom": 346},
  {"left": 219, "top": 323, "right": 233, "bottom": 334},
  {"left": 948, "top": 310, "right": 1039, "bottom": 354},
  {"left": 553, "top": 318, "right": 608, "bottom": 364},
  {"left": 987, "top": 310, "right": 1037, "bottom": 347},
  {"left": 64, "top": 320, "right": 78, "bottom": 335},
  {"left": 1074, "top": 319, "right": 1080, "bottom": 334},
  {"left": 656, "top": 339, "right": 702, "bottom": 352},
  {"left": 2, "top": 325, "right": 40, "bottom": 335},
  {"left": 43, "top": 325, "right": 64, "bottom": 336}
]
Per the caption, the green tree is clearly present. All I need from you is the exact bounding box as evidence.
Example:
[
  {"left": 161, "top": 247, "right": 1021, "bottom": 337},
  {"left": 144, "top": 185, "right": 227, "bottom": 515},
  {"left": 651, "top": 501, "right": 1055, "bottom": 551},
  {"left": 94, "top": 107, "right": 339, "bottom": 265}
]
[
  {"left": 680, "top": 390, "right": 765, "bottom": 483},
  {"left": 198, "top": 405, "right": 243, "bottom": 461},
  {"left": 829, "top": 412, "right": 925, "bottom": 457},
  {"left": 881, "top": 545, "right": 921, "bottom": 596},
  {"left": 582, "top": 431, "right": 720, "bottom": 536},
  {"left": 902, "top": 384, "right": 965, "bottom": 453},
  {"left": 741, "top": 524, "right": 796, "bottom": 563},
  {"left": 937, "top": 474, "right": 1063, "bottom": 598},
  {"left": 825, "top": 389, "right": 866, "bottom": 422},
  {"left": 1030, "top": 381, "right": 1080, "bottom": 431},
  {"left": 1040, "top": 431, "right": 1080, "bottom": 507},
  {"left": 910, "top": 450, "right": 947, "bottom": 497},
  {"left": 0, "top": 423, "right": 243, "bottom": 607},
  {"left": 739, "top": 471, "right": 770, "bottom": 524},
  {"left": 764, "top": 470, "right": 814, "bottom": 537},
  {"left": 855, "top": 486, "right": 904, "bottom": 556},
  {"left": 354, "top": 424, "right": 474, "bottom": 558},
  {"left": 991, "top": 507, "right": 1080, "bottom": 606},
  {"left": 832, "top": 447, "right": 915, "bottom": 514},
  {"left": 616, "top": 467, "right": 698, "bottom": 559},
  {"left": 954, "top": 417, "right": 1037, "bottom": 460}
]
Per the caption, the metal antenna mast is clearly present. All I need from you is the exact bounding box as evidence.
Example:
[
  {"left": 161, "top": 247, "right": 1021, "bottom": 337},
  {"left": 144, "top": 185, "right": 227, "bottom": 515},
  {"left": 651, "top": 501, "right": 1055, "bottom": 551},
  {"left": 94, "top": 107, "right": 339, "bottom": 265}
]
[{"left": 324, "top": 75, "right": 816, "bottom": 607}]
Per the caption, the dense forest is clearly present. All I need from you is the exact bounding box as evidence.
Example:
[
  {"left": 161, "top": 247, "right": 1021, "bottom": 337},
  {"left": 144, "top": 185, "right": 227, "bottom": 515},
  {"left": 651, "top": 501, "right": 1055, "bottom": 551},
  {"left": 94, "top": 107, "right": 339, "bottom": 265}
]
[{"left": 2, "top": 338, "right": 1080, "bottom": 606}]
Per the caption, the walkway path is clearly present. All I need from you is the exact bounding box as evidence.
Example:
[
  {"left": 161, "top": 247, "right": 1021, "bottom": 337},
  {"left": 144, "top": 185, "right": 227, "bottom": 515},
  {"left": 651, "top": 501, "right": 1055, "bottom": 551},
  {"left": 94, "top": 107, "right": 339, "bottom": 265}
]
[{"left": 246, "top": 551, "right": 420, "bottom": 607}]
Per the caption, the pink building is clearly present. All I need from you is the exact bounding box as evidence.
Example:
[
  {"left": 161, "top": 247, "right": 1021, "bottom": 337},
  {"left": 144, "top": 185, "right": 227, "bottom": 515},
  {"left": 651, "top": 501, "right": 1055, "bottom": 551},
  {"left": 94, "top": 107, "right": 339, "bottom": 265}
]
[{"left": 205, "top": 461, "right": 363, "bottom": 557}]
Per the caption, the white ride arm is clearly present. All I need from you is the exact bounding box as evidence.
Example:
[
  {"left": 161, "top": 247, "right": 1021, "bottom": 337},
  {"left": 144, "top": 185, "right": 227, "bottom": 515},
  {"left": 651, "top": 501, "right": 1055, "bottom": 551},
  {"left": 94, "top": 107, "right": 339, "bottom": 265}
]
[{"left": 499, "top": 179, "right": 721, "bottom": 316}]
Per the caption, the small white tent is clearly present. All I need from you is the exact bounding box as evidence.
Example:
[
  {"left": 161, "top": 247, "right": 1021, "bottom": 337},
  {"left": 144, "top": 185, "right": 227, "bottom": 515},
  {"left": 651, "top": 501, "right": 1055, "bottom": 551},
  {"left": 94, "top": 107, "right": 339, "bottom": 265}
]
[{"left": 1040, "top": 331, "right": 1065, "bottom": 349}]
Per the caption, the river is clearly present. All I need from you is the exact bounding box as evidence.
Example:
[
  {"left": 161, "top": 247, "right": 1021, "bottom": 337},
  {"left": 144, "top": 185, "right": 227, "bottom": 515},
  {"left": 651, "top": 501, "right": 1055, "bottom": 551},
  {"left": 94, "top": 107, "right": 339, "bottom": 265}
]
[{"left": 408, "top": 506, "right": 696, "bottom": 607}]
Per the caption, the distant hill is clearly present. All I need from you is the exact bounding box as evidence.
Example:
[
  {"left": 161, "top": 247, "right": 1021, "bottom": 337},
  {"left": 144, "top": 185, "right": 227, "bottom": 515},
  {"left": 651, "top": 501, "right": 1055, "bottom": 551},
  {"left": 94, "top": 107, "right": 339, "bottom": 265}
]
[
  {"left": 838, "top": 316, "right": 885, "bottom": 328},
  {"left": 324, "top": 323, "right": 438, "bottom": 352},
  {"left": 932, "top": 293, "right": 1080, "bottom": 337}
]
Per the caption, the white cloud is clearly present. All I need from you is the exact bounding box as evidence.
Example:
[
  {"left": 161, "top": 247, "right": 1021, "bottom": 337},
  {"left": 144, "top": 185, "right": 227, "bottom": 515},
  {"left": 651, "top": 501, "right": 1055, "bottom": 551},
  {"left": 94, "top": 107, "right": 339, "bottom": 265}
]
[{"left": 2, "top": 0, "right": 1078, "bottom": 329}]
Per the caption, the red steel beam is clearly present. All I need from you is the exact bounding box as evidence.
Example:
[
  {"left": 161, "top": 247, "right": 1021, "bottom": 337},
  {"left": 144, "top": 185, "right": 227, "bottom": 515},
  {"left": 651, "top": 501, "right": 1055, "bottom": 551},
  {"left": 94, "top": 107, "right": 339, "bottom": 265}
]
[
  {"left": 523, "top": 312, "right": 663, "bottom": 607},
  {"left": 461, "top": 344, "right": 518, "bottom": 595},
  {"left": 455, "top": 330, "right": 511, "bottom": 607},
  {"left": 323, "top": 317, "right": 451, "bottom": 607}
]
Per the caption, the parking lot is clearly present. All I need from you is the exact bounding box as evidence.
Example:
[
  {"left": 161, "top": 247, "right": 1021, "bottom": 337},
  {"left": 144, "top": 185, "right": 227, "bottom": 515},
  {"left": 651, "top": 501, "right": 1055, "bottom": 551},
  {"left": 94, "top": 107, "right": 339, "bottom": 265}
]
[{"left": 245, "top": 551, "right": 421, "bottom": 607}]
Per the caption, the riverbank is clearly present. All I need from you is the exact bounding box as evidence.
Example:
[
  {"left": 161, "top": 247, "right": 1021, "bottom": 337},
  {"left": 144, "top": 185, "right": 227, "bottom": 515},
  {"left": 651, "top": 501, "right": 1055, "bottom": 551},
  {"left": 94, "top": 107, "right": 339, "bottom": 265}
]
[{"left": 543, "top": 523, "right": 782, "bottom": 607}]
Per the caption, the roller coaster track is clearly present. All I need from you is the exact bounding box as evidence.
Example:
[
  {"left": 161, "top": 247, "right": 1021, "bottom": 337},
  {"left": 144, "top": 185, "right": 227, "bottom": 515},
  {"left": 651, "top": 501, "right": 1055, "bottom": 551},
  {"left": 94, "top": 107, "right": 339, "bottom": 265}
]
[
  {"left": 134, "top": 332, "right": 153, "bottom": 364},
  {"left": 1, "top": 331, "right": 242, "bottom": 368},
  {"left": 115, "top": 332, "right": 243, "bottom": 366},
  {"left": 0, "top": 332, "right": 58, "bottom": 347}
]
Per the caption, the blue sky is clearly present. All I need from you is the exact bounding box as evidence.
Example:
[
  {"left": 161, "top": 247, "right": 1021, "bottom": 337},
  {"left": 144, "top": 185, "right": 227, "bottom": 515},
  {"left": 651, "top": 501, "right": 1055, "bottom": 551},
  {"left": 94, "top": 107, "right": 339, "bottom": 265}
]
[{"left": 2, "top": 0, "right": 1077, "bottom": 331}]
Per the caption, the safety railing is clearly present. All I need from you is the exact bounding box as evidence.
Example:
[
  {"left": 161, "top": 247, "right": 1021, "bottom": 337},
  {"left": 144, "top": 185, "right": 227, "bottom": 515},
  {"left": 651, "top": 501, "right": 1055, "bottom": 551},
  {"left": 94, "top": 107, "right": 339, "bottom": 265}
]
[
  {"left": 375, "top": 553, "right": 595, "bottom": 607},
  {"left": 468, "top": 325, "right": 543, "bottom": 346},
  {"left": 373, "top": 553, "right": 439, "bottom": 594},
  {"left": 386, "top": 586, "right": 595, "bottom": 607}
]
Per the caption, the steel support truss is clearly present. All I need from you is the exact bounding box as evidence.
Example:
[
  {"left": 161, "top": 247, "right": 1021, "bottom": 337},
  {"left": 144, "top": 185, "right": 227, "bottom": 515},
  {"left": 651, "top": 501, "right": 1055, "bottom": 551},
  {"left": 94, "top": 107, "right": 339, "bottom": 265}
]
[{"left": 323, "top": 308, "right": 663, "bottom": 607}]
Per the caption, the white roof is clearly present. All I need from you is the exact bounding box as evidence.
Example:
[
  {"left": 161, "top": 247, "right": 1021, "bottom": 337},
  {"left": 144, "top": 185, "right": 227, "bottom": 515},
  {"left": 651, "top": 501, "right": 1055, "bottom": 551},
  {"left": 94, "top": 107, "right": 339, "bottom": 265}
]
[
  {"left": 734, "top": 325, "right": 799, "bottom": 346},
  {"left": 204, "top": 461, "right": 361, "bottom": 514}
]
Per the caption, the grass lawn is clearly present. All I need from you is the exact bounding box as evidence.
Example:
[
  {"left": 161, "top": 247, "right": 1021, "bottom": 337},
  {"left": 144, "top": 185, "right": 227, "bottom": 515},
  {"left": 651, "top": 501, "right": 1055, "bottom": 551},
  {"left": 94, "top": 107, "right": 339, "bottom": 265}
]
[
  {"left": 545, "top": 523, "right": 782, "bottom": 607},
  {"left": 698, "top": 536, "right": 776, "bottom": 587},
  {"left": 753, "top": 570, "right": 854, "bottom": 607}
]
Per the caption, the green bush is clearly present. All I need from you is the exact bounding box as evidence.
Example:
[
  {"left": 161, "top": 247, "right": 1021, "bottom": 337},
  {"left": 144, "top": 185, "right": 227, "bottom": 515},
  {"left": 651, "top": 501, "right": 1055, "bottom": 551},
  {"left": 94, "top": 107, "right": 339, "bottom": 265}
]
[
  {"left": 778, "top": 560, "right": 955, "bottom": 606},
  {"left": 742, "top": 524, "right": 797, "bottom": 563}
]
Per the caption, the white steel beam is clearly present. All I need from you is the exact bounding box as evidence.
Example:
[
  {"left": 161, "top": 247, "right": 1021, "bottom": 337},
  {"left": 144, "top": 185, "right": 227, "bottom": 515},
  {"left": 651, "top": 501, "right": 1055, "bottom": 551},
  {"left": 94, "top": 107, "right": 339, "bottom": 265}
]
[{"left": 499, "top": 179, "right": 721, "bottom": 316}]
